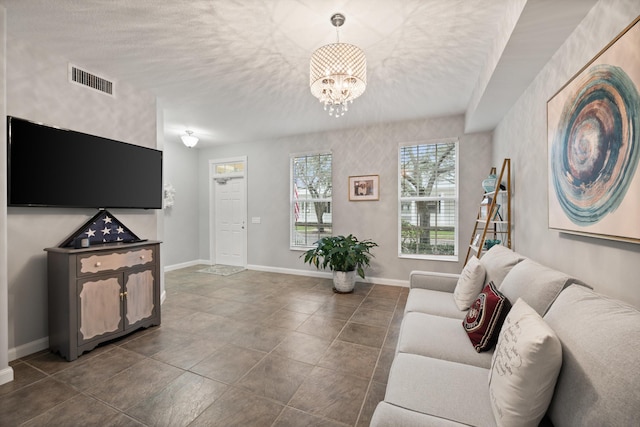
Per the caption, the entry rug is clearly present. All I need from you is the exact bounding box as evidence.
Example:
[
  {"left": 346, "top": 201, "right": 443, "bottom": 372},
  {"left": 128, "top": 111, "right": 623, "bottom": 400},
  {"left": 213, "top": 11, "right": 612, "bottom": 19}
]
[{"left": 198, "top": 265, "right": 246, "bottom": 276}]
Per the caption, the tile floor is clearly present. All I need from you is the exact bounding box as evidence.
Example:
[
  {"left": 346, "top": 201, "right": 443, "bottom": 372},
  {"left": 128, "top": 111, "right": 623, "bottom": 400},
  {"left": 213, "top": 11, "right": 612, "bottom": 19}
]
[{"left": 0, "top": 266, "right": 408, "bottom": 426}]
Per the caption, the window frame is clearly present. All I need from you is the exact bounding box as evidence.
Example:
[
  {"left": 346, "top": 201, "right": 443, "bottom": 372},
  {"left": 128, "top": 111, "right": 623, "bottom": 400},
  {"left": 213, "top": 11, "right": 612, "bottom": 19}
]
[
  {"left": 290, "top": 151, "right": 333, "bottom": 250},
  {"left": 398, "top": 138, "right": 459, "bottom": 262}
]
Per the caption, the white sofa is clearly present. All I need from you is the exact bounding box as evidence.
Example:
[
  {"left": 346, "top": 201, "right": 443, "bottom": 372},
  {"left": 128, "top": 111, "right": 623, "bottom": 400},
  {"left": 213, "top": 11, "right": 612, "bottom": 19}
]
[{"left": 371, "top": 245, "right": 640, "bottom": 426}]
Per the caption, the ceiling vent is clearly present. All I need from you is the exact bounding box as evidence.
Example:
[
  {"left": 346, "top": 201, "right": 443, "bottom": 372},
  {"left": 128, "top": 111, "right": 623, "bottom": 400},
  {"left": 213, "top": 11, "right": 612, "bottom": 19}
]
[{"left": 68, "top": 64, "right": 115, "bottom": 97}]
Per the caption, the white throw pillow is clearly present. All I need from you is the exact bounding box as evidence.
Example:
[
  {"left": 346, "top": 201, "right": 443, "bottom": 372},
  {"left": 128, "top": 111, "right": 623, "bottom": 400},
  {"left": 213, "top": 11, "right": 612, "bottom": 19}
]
[
  {"left": 488, "top": 298, "right": 562, "bottom": 427},
  {"left": 453, "top": 256, "right": 486, "bottom": 310}
]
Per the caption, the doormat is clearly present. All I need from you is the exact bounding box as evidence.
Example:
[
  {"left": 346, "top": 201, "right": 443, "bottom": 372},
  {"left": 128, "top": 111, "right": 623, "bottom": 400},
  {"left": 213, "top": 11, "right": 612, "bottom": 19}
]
[{"left": 198, "top": 265, "right": 246, "bottom": 276}]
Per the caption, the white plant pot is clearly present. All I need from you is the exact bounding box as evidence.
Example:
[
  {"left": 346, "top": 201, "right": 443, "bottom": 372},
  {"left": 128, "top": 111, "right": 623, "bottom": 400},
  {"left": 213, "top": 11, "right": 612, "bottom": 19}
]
[{"left": 333, "top": 270, "right": 356, "bottom": 293}]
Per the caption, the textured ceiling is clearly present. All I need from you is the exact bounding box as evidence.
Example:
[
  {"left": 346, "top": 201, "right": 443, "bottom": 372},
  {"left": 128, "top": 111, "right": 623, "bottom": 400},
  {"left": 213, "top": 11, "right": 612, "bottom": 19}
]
[{"left": 0, "top": 0, "right": 597, "bottom": 146}]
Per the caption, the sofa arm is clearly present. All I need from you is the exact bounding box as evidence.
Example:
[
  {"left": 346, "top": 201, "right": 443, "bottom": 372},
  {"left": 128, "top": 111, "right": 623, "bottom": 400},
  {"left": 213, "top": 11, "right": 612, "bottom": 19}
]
[
  {"left": 409, "top": 270, "right": 459, "bottom": 293},
  {"left": 371, "top": 401, "right": 470, "bottom": 426}
]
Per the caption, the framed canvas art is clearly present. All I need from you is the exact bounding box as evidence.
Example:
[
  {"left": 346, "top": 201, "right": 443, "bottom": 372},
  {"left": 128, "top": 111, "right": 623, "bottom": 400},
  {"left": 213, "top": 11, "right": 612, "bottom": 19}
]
[{"left": 547, "top": 16, "right": 640, "bottom": 242}]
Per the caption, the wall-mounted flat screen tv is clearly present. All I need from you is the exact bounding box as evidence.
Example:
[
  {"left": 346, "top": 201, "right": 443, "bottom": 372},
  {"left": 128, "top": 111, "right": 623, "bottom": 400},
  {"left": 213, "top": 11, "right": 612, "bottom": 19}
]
[{"left": 7, "top": 116, "right": 163, "bottom": 209}]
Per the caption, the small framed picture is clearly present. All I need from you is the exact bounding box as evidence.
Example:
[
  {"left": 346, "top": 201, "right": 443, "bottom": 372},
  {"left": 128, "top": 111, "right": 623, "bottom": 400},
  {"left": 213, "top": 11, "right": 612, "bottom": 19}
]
[
  {"left": 492, "top": 204, "right": 502, "bottom": 221},
  {"left": 349, "top": 175, "right": 379, "bottom": 201},
  {"left": 479, "top": 197, "right": 491, "bottom": 219},
  {"left": 472, "top": 233, "right": 481, "bottom": 247}
]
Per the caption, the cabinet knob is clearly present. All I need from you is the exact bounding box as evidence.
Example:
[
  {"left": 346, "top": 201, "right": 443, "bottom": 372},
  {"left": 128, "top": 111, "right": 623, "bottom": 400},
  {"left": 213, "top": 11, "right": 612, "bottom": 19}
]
[
  {"left": 140, "top": 255, "right": 145, "bottom": 260},
  {"left": 95, "top": 262, "right": 101, "bottom": 267}
]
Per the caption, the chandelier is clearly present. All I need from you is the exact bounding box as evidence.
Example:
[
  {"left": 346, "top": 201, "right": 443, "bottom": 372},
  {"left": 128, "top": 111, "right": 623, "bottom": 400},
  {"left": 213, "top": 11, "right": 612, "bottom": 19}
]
[
  {"left": 310, "top": 13, "right": 367, "bottom": 117},
  {"left": 181, "top": 130, "right": 198, "bottom": 148}
]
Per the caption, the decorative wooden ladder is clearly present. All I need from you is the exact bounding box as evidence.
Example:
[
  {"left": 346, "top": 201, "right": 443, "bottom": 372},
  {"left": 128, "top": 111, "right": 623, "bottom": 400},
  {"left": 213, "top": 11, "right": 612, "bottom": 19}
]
[{"left": 465, "top": 158, "right": 512, "bottom": 264}]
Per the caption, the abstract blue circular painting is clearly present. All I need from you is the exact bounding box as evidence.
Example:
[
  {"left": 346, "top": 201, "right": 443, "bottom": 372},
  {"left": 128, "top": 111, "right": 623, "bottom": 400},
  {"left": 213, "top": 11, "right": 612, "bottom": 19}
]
[{"left": 551, "top": 64, "right": 640, "bottom": 226}]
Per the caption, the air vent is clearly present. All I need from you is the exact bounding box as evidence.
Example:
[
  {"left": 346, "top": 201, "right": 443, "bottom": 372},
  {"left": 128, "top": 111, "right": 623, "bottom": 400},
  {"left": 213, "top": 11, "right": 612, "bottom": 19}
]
[{"left": 68, "top": 64, "right": 115, "bottom": 97}]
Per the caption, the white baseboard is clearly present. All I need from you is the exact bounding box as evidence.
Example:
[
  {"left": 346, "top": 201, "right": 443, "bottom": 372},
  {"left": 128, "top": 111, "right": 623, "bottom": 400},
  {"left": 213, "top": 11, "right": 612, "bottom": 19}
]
[
  {"left": 166, "top": 260, "right": 409, "bottom": 287},
  {"left": 8, "top": 336, "right": 49, "bottom": 362},
  {"left": 246, "top": 264, "right": 409, "bottom": 288},
  {"left": 0, "top": 366, "right": 14, "bottom": 386},
  {"left": 164, "top": 259, "right": 210, "bottom": 272},
  {"left": 247, "top": 264, "right": 332, "bottom": 279},
  {"left": 364, "top": 276, "right": 409, "bottom": 287}
]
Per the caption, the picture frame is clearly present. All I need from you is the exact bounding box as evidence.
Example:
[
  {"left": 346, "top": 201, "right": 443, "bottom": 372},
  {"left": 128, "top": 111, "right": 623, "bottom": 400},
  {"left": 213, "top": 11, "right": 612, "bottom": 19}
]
[
  {"left": 492, "top": 204, "right": 502, "bottom": 221},
  {"left": 479, "top": 197, "right": 491, "bottom": 220},
  {"left": 547, "top": 16, "right": 640, "bottom": 243},
  {"left": 349, "top": 175, "right": 379, "bottom": 201},
  {"left": 480, "top": 197, "right": 502, "bottom": 221}
]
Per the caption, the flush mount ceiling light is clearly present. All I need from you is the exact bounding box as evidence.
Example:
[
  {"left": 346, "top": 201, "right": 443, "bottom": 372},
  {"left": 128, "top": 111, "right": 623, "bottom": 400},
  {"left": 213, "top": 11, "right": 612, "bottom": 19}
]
[
  {"left": 310, "top": 13, "right": 367, "bottom": 118},
  {"left": 181, "top": 130, "right": 198, "bottom": 148}
]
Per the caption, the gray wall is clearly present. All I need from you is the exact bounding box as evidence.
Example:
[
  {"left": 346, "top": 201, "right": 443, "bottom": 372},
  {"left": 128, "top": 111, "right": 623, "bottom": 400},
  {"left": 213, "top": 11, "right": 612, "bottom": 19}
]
[
  {"left": 493, "top": 0, "right": 640, "bottom": 307},
  {"left": 1, "top": 6, "right": 12, "bottom": 384},
  {"left": 196, "top": 115, "right": 492, "bottom": 282},
  {"left": 5, "top": 38, "right": 160, "bottom": 355},
  {"left": 163, "top": 137, "right": 200, "bottom": 267}
]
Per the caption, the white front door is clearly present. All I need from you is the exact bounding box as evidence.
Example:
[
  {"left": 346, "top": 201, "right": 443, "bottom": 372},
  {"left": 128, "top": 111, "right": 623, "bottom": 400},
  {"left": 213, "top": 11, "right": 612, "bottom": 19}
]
[
  {"left": 211, "top": 157, "right": 247, "bottom": 267},
  {"left": 214, "top": 177, "right": 245, "bottom": 266}
]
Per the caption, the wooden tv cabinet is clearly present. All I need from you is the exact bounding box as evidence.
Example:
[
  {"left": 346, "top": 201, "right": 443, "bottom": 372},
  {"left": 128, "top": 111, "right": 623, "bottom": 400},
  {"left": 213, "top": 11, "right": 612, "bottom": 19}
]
[{"left": 45, "top": 241, "right": 161, "bottom": 361}]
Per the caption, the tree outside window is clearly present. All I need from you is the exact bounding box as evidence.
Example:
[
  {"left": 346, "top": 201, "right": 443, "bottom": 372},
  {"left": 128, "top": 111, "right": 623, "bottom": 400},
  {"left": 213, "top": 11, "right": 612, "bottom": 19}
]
[
  {"left": 291, "top": 153, "right": 332, "bottom": 248},
  {"left": 399, "top": 140, "right": 458, "bottom": 258}
]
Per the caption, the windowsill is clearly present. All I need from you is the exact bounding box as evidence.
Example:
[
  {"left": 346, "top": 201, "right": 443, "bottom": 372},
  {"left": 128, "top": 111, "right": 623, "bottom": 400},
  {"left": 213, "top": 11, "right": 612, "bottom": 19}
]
[
  {"left": 398, "top": 253, "right": 459, "bottom": 262},
  {"left": 290, "top": 246, "right": 313, "bottom": 252}
]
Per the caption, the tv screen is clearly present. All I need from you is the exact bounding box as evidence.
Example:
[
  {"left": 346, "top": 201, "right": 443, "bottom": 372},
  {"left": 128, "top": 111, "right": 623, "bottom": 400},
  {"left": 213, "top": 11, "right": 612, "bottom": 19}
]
[{"left": 7, "top": 116, "right": 163, "bottom": 209}]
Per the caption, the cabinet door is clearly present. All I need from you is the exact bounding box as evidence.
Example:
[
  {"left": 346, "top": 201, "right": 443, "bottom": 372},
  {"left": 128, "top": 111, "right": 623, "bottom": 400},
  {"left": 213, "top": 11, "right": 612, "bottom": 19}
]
[
  {"left": 124, "top": 269, "right": 155, "bottom": 329},
  {"left": 78, "top": 275, "right": 123, "bottom": 344}
]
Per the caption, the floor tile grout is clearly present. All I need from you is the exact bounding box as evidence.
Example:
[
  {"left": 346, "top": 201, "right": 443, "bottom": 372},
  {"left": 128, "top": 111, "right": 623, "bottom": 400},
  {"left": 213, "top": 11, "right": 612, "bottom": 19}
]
[{"left": 2, "top": 267, "right": 406, "bottom": 426}]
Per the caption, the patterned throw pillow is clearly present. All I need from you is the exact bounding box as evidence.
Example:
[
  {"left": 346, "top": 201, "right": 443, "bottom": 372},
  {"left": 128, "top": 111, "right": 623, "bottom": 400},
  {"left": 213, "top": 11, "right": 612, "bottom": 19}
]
[
  {"left": 488, "top": 298, "right": 562, "bottom": 426},
  {"left": 463, "top": 281, "right": 511, "bottom": 352},
  {"left": 453, "top": 255, "right": 486, "bottom": 310}
]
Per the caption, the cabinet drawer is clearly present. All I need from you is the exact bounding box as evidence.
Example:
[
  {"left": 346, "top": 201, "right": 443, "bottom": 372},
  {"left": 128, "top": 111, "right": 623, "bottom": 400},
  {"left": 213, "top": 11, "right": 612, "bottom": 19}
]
[{"left": 78, "top": 247, "right": 155, "bottom": 276}]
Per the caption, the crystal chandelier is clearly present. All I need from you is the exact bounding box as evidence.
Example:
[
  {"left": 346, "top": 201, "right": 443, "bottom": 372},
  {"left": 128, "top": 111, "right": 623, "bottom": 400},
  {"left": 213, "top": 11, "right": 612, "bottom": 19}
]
[{"left": 310, "top": 13, "right": 367, "bottom": 117}]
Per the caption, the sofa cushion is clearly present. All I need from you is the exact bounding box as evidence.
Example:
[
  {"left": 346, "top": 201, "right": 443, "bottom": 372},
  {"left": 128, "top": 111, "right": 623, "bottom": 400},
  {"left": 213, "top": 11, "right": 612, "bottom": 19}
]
[
  {"left": 463, "top": 282, "right": 511, "bottom": 352},
  {"left": 543, "top": 285, "right": 640, "bottom": 427},
  {"left": 404, "top": 288, "right": 467, "bottom": 319},
  {"left": 489, "top": 298, "right": 562, "bottom": 427},
  {"left": 384, "top": 353, "right": 496, "bottom": 426},
  {"left": 498, "top": 258, "right": 584, "bottom": 316},
  {"left": 453, "top": 255, "right": 486, "bottom": 310},
  {"left": 397, "top": 311, "right": 494, "bottom": 368},
  {"left": 478, "top": 245, "right": 525, "bottom": 287}
]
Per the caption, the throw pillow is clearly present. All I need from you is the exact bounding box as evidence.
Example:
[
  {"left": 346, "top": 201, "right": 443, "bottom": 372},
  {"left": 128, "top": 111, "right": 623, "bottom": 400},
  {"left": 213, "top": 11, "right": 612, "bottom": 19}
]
[
  {"left": 478, "top": 245, "right": 525, "bottom": 287},
  {"left": 453, "top": 256, "right": 486, "bottom": 310},
  {"left": 463, "top": 281, "right": 511, "bottom": 352},
  {"left": 488, "top": 298, "right": 562, "bottom": 427},
  {"left": 498, "top": 258, "right": 583, "bottom": 316}
]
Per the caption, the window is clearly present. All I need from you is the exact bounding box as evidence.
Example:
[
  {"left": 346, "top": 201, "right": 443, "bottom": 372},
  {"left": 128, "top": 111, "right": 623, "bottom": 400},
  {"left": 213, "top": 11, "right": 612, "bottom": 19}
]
[
  {"left": 214, "top": 162, "right": 244, "bottom": 174},
  {"left": 291, "top": 152, "right": 332, "bottom": 248},
  {"left": 399, "top": 139, "right": 458, "bottom": 260}
]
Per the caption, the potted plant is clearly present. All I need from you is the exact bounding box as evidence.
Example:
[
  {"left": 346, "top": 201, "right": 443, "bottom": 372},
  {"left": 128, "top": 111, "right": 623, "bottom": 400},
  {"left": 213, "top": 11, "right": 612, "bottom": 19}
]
[{"left": 302, "top": 234, "right": 378, "bottom": 293}]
